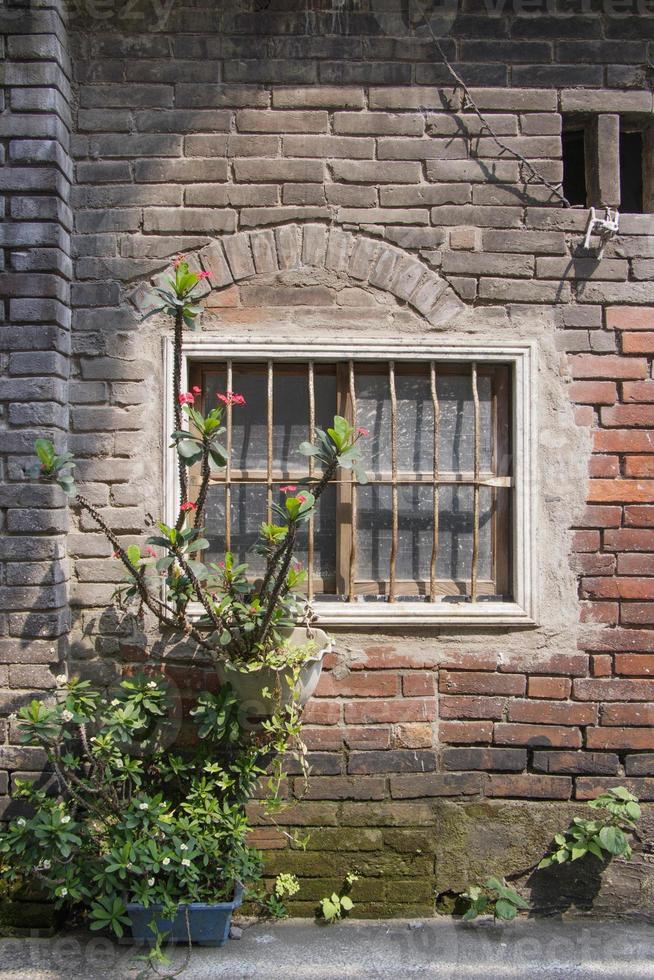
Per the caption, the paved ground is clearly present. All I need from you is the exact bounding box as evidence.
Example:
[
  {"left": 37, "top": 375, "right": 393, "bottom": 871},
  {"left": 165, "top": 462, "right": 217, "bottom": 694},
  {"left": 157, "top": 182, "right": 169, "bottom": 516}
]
[{"left": 1, "top": 917, "right": 653, "bottom": 979}]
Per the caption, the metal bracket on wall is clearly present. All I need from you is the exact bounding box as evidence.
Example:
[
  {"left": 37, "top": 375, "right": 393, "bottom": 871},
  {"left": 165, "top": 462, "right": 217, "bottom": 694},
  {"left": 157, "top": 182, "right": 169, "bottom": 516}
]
[{"left": 583, "top": 207, "right": 620, "bottom": 259}]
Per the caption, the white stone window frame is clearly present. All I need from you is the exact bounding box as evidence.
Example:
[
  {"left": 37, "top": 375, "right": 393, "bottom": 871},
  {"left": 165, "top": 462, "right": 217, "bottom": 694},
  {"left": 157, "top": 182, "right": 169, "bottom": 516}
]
[{"left": 163, "top": 336, "right": 538, "bottom": 628}]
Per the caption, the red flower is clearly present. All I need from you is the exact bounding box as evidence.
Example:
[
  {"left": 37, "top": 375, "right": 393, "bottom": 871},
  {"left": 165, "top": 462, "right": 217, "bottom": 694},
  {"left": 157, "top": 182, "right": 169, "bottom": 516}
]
[
  {"left": 112, "top": 551, "right": 120, "bottom": 558},
  {"left": 196, "top": 270, "right": 211, "bottom": 280},
  {"left": 280, "top": 485, "right": 297, "bottom": 493},
  {"left": 357, "top": 427, "right": 369, "bottom": 437},
  {"left": 145, "top": 546, "right": 157, "bottom": 558},
  {"left": 178, "top": 391, "right": 195, "bottom": 406},
  {"left": 192, "top": 386, "right": 201, "bottom": 395},
  {"left": 173, "top": 255, "right": 185, "bottom": 268},
  {"left": 180, "top": 501, "right": 197, "bottom": 512},
  {"left": 296, "top": 494, "right": 307, "bottom": 504},
  {"left": 217, "top": 390, "right": 246, "bottom": 406}
]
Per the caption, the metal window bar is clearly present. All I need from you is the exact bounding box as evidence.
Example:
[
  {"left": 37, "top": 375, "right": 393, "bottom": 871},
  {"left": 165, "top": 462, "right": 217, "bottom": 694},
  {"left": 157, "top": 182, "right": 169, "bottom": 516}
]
[
  {"left": 388, "top": 360, "right": 398, "bottom": 603},
  {"left": 225, "top": 360, "right": 233, "bottom": 551},
  {"left": 348, "top": 360, "right": 357, "bottom": 602},
  {"left": 266, "top": 360, "right": 273, "bottom": 523},
  {"left": 429, "top": 361, "right": 440, "bottom": 602},
  {"left": 307, "top": 361, "right": 316, "bottom": 601},
  {"left": 471, "top": 361, "right": 480, "bottom": 602}
]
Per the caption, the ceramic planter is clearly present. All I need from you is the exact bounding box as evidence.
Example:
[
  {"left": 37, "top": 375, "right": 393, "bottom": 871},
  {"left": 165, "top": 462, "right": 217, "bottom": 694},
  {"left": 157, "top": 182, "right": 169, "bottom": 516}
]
[
  {"left": 126, "top": 882, "right": 243, "bottom": 947},
  {"left": 216, "top": 626, "right": 333, "bottom": 719}
]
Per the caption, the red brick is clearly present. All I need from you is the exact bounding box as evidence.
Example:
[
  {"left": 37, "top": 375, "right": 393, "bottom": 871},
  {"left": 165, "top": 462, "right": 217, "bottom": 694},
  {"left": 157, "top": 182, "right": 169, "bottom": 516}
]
[
  {"left": 579, "top": 627, "right": 654, "bottom": 653},
  {"left": 580, "top": 600, "right": 619, "bottom": 624},
  {"left": 402, "top": 672, "right": 436, "bottom": 697},
  {"left": 343, "top": 726, "right": 392, "bottom": 750},
  {"left": 249, "top": 828, "right": 286, "bottom": 849},
  {"left": 303, "top": 700, "right": 341, "bottom": 724},
  {"left": 605, "top": 529, "right": 654, "bottom": 551},
  {"left": 391, "top": 723, "right": 434, "bottom": 749},
  {"left": 574, "top": 405, "right": 594, "bottom": 426},
  {"left": 575, "top": 776, "right": 654, "bottom": 800},
  {"left": 588, "top": 455, "right": 620, "bottom": 478},
  {"left": 569, "top": 381, "right": 617, "bottom": 404},
  {"left": 438, "top": 650, "right": 499, "bottom": 671},
  {"left": 532, "top": 750, "right": 619, "bottom": 775},
  {"left": 300, "top": 776, "right": 387, "bottom": 800},
  {"left": 571, "top": 553, "right": 616, "bottom": 575},
  {"left": 593, "top": 430, "right": 654, "bottom": 453},
  {"left": 389, "top": 772, "right": 482, "bottom": 799},
  {"left": 494, "top": 723, "right": 582, "bottom": 748},
  {"left": 499, "top": 653, "right": 588, "bottom": 676},
  {"left": 350, "top": 646, "right": 439, "bottom": 670},
  {"left": 315, "top": 671, "right": 399, "bottom": 698},
  {"left": 625, "top": 456, "right": 654, "bottom": 477},
  {"left": 439, "top": 720, "right": 493, "bottom": 744},
  {"left": 347, "top": 749, "right": 437, "bottom": 775},
  {"left": 572, "top": 530, "right": 600, "bottom": 553},
  {"left": 622, "top": 603, "right": 654, "bottom": 625},
  {"left": 576, "top": 504, "right": 622, "bottom": 527},
  {"left": 624, "top": 506, "right": 654, "bottom": 527},
  {"left": 586, "top": 727, "right": 654, "bottom": 750},
  {"left": 440, "top": 671, "right": 525, "bottom": 696},
  {"left": 507, "top": 699, "right": 597, "bottom": 726},
  {"left": 622, "top": 331, "right": 654, "bottom": 354},
  {"left": 528, "top": 676, "right": 571, "bottom": 699},
  {"left": 625, "top": 754, "right": 654, "bottom": 775},
  {"left": 618, "top": 554, "right": 654, "bottom": 575},
  {"left": 606, "top": 306, "right": 654, "bottom": 330},
  {"left": 438, "top": 695, "right": 505, "bottom": 720},
  {"left": 591, "top": 654, "right": 613, "bottom": 677},
  {"left": 343, "top": 698, "right": 436, "bottom": 725},
  {"left": 589, "top": 480, "right": 654, "bottom": 503},
  {"left": 602, "top": 404, "right": 654, "bottom": 427},
  {"left": 573, "top": 676, "right": 654, "bottom": 700},
  {"left": 443, "top": 747, "right": 526, "bottom": 772},
  {"left": 569, "top": 354, "right": 648, "bottom": 380},
  {"left": 601, "top": 702, "right": 654, "bottom": 725},
  {"left": 623, "top": 382, "right": 654, "bottom": 403},
  {"left": 486, "top": 774, "right": 572, "bottom": 799},
  {"left": 615, "top": 653, "right": 654, "bottom": 677},
  {"left": 582, "top": 577, "right": 654, "bottom": 599},
  {"left": 303, "top": 726, "right": 345, "bottom": 750}
]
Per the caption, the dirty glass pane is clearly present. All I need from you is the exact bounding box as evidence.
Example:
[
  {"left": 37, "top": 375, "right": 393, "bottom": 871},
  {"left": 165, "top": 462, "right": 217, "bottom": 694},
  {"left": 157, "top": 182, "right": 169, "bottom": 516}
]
[
  {"left": 203, "top": 365, "right": 337, "bottom": 473},
  {"left": 204, "top": 483, "right": 337, "bottom": 584},
  {"left": 356, "top": 484, "right": 493, "bottom": 588},
  {"left": 356, "top": 371, "right": 492, "bottom": 474}
]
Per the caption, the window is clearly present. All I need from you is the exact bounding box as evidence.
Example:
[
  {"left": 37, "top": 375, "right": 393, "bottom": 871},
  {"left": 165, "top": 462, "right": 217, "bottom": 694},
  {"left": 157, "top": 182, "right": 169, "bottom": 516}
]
[
  {"left": 562, "top": 127, "right": 587, "bottom": 208},
  {"left": 166, "top": 339, "right": 537, "bottom": 625},
  {"left": 620, "top": 127, "right": 644, "bottom": 214}
]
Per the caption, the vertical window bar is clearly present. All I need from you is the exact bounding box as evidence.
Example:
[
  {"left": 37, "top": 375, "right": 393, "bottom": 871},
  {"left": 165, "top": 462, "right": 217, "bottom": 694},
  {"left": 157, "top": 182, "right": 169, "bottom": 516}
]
[
  {"left": 471, "top": 361, "right": 480, "bottom": 602},
  {"left": 429, "top": 361, "right": 440, "bottom": 602},
  {"left": 348, "top": 360, "right": 357, "bottom": 602},
  {"left": 225, "top": 360, "right": 233, "bottom": 552},
  {"left": 307, "top": 361, "right": 316, "bottom": 601},
  {"left": 267, "top": 360, "right": 273, "bottom": 523},
  {"left": 388, "top": 360, "right": 398, "bottom": 603}
]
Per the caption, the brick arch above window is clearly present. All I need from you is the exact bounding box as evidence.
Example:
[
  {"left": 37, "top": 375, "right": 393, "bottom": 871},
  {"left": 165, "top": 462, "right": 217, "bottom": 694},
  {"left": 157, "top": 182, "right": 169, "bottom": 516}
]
[{"left": 130, "top": 223, "right": 466, "bottom": 329}]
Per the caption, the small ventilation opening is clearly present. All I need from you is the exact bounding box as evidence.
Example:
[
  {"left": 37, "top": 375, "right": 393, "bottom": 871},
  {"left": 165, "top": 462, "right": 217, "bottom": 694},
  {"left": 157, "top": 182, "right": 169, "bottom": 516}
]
[
  {"left": 562, "top": 129, "right": 587, "bottom": 207},
  {"left": 620, "top": 129, "right": 644, "bottom": 213}
]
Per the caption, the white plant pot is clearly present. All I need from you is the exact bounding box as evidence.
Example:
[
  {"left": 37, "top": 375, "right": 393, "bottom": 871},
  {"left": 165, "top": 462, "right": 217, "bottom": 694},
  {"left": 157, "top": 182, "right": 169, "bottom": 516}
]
[{"left": 215, "top": 626, "right": 333, "bottom": 719}]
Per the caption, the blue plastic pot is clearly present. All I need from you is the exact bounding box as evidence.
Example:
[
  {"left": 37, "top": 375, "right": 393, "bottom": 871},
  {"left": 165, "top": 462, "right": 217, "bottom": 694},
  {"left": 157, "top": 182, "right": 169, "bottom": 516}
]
[{"left": 126, "top": 882, "right": 243, "bottom": 947}]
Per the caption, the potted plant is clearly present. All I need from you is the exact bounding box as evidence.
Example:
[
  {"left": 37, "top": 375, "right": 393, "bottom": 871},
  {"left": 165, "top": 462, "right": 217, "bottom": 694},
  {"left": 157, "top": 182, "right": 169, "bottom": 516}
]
[
  {"left": 0, "top": 673, "right": 268, "bottom": 958},
  {"left": 31, "top": 257, "right": 368, "bottom": 722}
]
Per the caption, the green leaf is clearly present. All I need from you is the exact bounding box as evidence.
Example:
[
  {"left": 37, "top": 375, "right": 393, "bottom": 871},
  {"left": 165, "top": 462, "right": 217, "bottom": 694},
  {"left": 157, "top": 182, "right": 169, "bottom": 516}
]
[
  {"left": 599, "top": 825, "right": 627, "bottom": 856},
  {"left": 494, "top": 899, "right": 517, "bottom": 921},
  {"left": 35, "top": 439, "right": 55, "bottom": 467},
  {"left": 298, "top": 441, "right": 321, "bottom": 456},
  {"left": 340, "top": 896, "right": 353, "bottom": 911},
  {"left": 570, "top": 845, "right": 587, "bottom": 861},
  {"left": 626, "top": 801, "right": 641, "bottom": 820}
]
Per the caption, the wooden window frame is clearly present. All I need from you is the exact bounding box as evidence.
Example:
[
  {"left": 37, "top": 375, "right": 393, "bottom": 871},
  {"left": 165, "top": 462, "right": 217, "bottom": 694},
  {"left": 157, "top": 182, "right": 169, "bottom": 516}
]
[{"left": 164, "top": 337, "right": 538, "bottom": 627}]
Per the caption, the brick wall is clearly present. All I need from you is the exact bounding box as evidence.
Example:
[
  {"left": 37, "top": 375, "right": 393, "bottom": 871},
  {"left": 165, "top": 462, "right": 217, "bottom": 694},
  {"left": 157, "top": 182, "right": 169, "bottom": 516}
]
[
  {"left": 0, "top": 0, "right": 72, "bottom": 796},
  {"left": 3, "top": 1, "right": 654, "bottom": 913}
]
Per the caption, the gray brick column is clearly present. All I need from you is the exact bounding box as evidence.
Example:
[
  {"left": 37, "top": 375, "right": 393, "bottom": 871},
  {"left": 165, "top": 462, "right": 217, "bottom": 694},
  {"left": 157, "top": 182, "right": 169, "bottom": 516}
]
[{"left": 0, "top": 1, "right": 72, "bottom": 809}]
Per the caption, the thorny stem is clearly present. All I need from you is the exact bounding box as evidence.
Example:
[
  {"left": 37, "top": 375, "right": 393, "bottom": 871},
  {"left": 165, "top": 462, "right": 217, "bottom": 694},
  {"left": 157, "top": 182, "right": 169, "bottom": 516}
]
[
  {"left": 173, "top": 307, "right": 188, "bottom": 521},
  {"left": 173, "top": 545, "right": 222, "bottom": 631},
  {"left": 75, "top": 494, "right": 214, "bottom": 653},
  {"left": 194, "top": 443, "right": 211, "bottom": 530}
]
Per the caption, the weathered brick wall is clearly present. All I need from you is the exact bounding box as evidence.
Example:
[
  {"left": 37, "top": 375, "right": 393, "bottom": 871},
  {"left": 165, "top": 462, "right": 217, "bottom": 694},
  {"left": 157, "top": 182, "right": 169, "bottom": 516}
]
[
  {"left": 0, "top": 0, "right": 72, "bottom": 800},
  {"left": 3, "top": 1, "right": 654, "bottom": 914}
]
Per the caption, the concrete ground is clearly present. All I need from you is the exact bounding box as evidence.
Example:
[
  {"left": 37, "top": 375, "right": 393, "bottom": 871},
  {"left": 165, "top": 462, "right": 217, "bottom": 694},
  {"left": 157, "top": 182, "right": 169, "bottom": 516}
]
[{"left": 1, "top": 917, "right": 654, "bottom": 979}]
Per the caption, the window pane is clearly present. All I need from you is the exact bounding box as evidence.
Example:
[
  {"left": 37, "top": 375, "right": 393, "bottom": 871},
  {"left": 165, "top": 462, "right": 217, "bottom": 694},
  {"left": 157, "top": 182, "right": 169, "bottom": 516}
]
[
  {"left": 203, "top": 365, "right": 336, "bottom": 473},
  {"left": 356, "top": 371, "right": 492, "bottom": 474},
  {"left": 356, "top": 484, "right": 493, "bottom": 589},
  {"left": 204, "top": 482, "right": 337, "bottom": 585}
]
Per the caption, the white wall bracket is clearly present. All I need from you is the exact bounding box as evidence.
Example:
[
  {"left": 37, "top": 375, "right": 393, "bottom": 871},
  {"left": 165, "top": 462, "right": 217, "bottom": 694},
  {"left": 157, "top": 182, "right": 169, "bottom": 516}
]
[{"left": 583, "top": 207, "right": 620, "bottom": 259}]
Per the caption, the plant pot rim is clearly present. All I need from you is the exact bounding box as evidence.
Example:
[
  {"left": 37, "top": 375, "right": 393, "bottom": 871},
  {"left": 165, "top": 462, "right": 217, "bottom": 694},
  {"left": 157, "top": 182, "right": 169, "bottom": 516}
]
[
  {"left": 126, "top": 881, "right": 243, "bottom": 913},
  {"left": 218, "top": 627, "right": 333, "bottom": 674}
]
